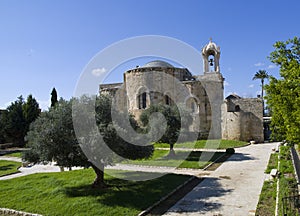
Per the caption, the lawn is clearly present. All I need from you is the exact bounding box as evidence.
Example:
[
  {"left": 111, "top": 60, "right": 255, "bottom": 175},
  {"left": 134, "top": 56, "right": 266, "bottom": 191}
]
[
  {"left": 265, "top": 153, "right": 278, "bottom": 174},
  {"left": 0, "top": 160, "right": 21, "bottom": 177},
  {"left": 122, "top": 149, "right": 225, "bottom": 169},
  {"left": 256, "top": 153, "right": 278, "bottom": 216},
  {"left": 256, "top": 180, "right": 277, "bottom": 216},
  {"left": 0, "top": 169, "right": 190, "bottom": 216},
  {"left": 3, "top": 151, "right": 23, "bottom": 158},
  {"left": 154, "top": 139, "right": 247, "bottom": 149}
]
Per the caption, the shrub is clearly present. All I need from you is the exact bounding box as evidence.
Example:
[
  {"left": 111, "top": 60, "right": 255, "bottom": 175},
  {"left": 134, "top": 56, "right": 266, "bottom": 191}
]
[{"left": 226, "top": 148, "right": 235, "bottom": 154}]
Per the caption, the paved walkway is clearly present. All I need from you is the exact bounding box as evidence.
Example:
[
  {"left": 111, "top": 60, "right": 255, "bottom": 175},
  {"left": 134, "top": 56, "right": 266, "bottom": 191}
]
[{"left": 164, "top": 142, "right": 277, "bottom": 216}]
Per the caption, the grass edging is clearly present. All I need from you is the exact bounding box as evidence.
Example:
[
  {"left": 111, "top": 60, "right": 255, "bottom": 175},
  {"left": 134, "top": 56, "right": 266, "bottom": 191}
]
[
  {"left": 0, "top": 208, "right": 42, "bottom": 216},
  {"left": 0, "top": 169, "right": 20, "bottom": 178},
  {"left": 202, "top": 152, "right": 227, "bottom": 170},
  {"left": 138, "top": 176, "right": 201, "bottom": 216}
]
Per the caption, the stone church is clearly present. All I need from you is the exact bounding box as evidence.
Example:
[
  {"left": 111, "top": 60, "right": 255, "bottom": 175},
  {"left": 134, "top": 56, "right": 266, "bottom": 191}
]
[{"left": 100, "top": 40, "right": 264, "bottom": 143}]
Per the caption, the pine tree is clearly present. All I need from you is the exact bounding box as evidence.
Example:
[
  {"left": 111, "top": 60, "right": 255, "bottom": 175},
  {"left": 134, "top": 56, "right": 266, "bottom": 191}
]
[{"left": 50, "top": 88, "right": 58, "bottom": 107}]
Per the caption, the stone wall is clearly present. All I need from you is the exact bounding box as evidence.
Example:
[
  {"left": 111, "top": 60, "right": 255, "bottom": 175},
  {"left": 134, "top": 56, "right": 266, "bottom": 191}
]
[
  {"left": 198, "top": 72, "right": 224, "bottom": 139},
  {"left": 222, "top": 98, "right": 264, "bottom": 142}
]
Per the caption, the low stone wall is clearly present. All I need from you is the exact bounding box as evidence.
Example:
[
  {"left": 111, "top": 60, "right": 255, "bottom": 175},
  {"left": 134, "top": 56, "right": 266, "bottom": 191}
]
[
  {"left": 290, "top": 146, "right": 300, "bottom": 184},
  {"left": 0, "top": 208, "right": 42, "bottom": 216}
]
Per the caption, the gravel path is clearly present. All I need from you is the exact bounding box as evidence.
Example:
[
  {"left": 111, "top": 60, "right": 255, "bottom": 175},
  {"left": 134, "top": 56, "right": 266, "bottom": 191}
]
[{"left": 164, "top": 142, "right": 277, "bottom": 216}]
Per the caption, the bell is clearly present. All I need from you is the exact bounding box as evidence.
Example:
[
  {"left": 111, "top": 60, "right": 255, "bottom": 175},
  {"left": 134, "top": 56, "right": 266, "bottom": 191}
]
[{"left": 209, "top": 58, "right": 214, "bottom": 66}]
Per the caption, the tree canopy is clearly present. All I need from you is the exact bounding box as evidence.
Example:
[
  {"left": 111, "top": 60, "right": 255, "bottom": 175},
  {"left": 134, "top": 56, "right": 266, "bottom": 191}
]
[
  {"left": 0, "top": 95, "right": 40, "bottom": 146},
  {"left": 253, "top": 70, "right": 269, "bottom": 116},
  {"left": 140, "top": 104, "right": 193, "bottom": 156},
  {"left": 50, "top": 88, "right": 58, "bottom": 108},
  {"left": 265, "top": 37, "right": 300, "bottom": 144},
  {"left": 25, "top": 95, "right": 153, "bottom": 188}
]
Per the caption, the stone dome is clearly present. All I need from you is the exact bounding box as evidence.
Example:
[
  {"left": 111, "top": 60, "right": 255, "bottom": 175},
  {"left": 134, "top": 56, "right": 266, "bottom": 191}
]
[{"left": 142, "top": 60, "right": 174, "bottom": 68}]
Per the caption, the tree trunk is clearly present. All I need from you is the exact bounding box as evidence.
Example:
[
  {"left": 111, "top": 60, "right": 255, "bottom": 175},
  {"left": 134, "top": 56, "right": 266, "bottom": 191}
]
[
  {"left": 261, "top": 79, "right": 265, "bottom": 116},
  {"left": 168, "top": 143, "right": 176, "bottom": 158},
  {"left": 91, "top": 162, "right": 107, "bottom": 189}
]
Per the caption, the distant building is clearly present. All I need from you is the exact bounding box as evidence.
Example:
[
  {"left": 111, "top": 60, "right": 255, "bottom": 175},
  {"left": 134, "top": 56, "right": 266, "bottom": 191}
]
[{"left": 100, "top": 40, "right": 264, "bottom": 142}]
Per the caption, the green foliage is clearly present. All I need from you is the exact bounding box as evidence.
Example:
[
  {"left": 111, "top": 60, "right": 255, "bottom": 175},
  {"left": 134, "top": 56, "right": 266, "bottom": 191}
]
[
  {"left": 0, "top": 169, "right": 189, "bottom": 216},
  {"left": 140, "top": 104, "right": 181, "bottom": 145},
  {"left": 0, "top": 160, "right": 21, "bottom": 177},
  {"left": 2, "top": 96, "right": 26, "bottom": 146},
  {"left": 50, "top": 87, "right": 58, "bottom": 107},
  {"left": 140, "top": 104, "right": 193, "bottom": 156},
  {"left": 25, "top": 95, "right": 153, "bottom": 186},
  {"left": 0, "top": 110, "right": 8, "bottom": 143},
  {"left": 23, "top": 94, "right": 41, "bottom": 133},
  {"left": 225, "top": 148, "right": 235, "bottom": 154},
  {"left": 0, "top": 95, "right": 40, "bottom": 146},
  {"left": 266, "top": 37, "right": 300, "bottom": 144},
  {"left": 25, "top": 98, "right": 88, "bottom": 168},
  {"left": 253, "top": 69, "right": 269, "bottom": 97}
]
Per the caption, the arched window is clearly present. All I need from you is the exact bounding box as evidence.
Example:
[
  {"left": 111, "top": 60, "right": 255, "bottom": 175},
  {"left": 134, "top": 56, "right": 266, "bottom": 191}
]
[
  {"left": 138, "top": 92, "right": 147, "bottom": 109},
  {"left": 165, "top": 95, "right": 171, "bottom": 105},
  {"left": 186, "top": 97, "right": 199, "bottom": 114},
  {"left": 235, "top": 105, "right": 240, "bottom": 112}
]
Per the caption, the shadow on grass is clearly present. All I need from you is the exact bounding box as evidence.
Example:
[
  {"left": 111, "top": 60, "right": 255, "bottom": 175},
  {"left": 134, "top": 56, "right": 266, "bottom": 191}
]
[
  {"left": 158, "top": 151, "right": 224, "bottom": 162},
  {"left": 64, "top": 173, "right": 190, "bottom": 210},
  {"left": 0, "top": 164, "right": 15, "bottom": 171}
]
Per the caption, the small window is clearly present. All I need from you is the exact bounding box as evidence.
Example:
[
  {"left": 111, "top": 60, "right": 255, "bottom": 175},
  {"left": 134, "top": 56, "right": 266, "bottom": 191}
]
[
  {"left": 165, "top": 95, "right": 171, "bottom": 105},
  {"left": 138, "top": 92, "right": 147, "bottom": 109},
  {"left": 235, "top": 105, "right": 240, "bottom": 112}
]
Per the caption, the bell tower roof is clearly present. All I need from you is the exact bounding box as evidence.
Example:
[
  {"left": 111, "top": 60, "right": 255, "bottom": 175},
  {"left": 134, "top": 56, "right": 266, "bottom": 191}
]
[
  {"left": 202, "top": 39, "right": 220, "bottom": 56},
  {"left": 202, "top": 39, "right": 221, "bottom": 73}
]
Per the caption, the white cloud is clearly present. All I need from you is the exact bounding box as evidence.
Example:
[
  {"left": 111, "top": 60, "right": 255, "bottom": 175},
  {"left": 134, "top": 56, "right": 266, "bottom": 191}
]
[
  {"left": 254, "top": 62, "right": 264, "bottom": 67},
  {"left": 268, "top": 64, "right": 276, "bottom": 69},
  {"left": 92, "top": 67, "right": 107, "bottom": 77},
  {"left": 224, "top": 81, "right": 230, "bottom": 86},
  {"left": 248, "top": 84, "right": 254, "bottom": 88}
]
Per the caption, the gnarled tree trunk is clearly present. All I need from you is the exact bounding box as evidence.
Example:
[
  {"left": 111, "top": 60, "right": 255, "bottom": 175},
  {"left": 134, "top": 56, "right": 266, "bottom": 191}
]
[
  {"left": 90, "top": 162, "right": 107, "bottom": 189},
  {"left": 168, "top": 143, "right": 176, "bottom": 158}
]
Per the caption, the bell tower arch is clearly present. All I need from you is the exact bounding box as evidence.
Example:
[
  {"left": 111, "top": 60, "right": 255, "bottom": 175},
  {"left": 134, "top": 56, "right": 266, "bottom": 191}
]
[{"left": 202, "top": 38, "right": 221, "bottom": 73}]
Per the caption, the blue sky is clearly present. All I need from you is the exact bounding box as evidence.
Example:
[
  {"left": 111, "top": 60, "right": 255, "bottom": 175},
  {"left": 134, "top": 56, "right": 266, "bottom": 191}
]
[{"left": 0, "top": 0, "right": 299, "bottom": 110}]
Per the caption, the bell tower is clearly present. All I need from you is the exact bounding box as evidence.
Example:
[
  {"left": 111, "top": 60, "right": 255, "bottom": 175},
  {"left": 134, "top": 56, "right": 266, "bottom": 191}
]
[
  {"left": 199, "top": 39, "right": 224, "bottom": 139},
  {"left": 202, "top": 38, "right": 221, "bottom": 73}
]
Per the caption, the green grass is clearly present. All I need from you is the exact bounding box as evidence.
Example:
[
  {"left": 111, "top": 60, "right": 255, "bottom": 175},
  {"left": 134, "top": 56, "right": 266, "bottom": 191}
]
[
  {"left": 256, "top": 151, "right": 278, "bottom": 215},
  {"left": 154, "top": 139, "right": 247, "bottom": 149},
  {"left": 265, "top": 153, "right": 278, "bottom": 174},
  {"left": 256, "top": 180, "right": 277, "bottom": 216},
  {"left": 278, "top": 146, "right": 299, "bottom": 216},
  {"left": 122, "top": 149, "right": 225, "bottom": 169},
  {"left": 0, "top": 160, "right": 21, "bottom": 177},
  {"left": 3, "top": 151, "right": 22, "bottom": 158},
  {"left": 0, "top": 169, "right": 190, "bottom": 216}
]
